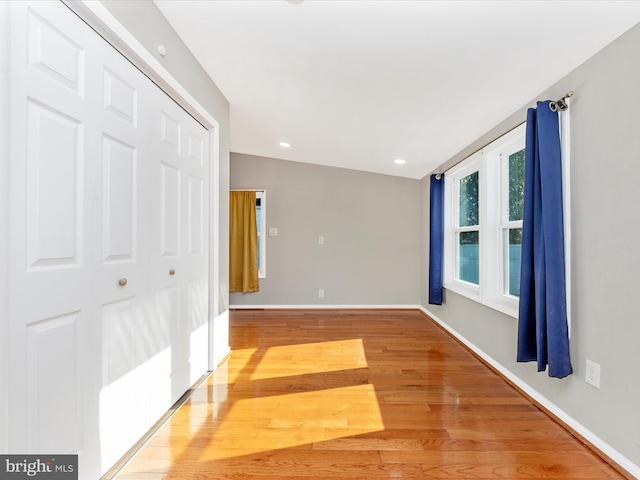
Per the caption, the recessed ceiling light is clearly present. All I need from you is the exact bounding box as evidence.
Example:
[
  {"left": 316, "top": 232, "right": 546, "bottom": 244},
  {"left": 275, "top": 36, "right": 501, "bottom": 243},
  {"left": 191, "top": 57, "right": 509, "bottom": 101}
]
[
  {"left": 394, "top": 158, "right": 406, "bottom": 165},
  {"left": 279, "top": 142, "right": 291, "bottom": 148}
]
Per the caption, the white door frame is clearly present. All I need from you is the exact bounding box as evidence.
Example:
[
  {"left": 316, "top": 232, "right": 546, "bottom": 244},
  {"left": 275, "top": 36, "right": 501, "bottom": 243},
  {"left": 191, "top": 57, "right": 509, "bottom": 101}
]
[{"left": 61, "top": 0, "right": 224, "bottom": 371}]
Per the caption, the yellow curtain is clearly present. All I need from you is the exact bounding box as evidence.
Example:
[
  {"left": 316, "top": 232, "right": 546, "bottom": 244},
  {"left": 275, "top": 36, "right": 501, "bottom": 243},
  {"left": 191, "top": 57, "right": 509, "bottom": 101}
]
[{"left": 229, "top": 191, "right": 259, "bottom": 293}]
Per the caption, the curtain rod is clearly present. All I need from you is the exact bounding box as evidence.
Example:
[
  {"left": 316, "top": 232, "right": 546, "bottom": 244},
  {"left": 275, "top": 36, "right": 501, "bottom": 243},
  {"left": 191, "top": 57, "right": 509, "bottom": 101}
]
[
  {"left": 433, "top": 120, "right": 525, "bottom": 180},
  {"left": 230, "top": 189, "right": 265, "bottom": 192},
  {"left": 433, "top": 90, "right": 574, "bottom": 180}
]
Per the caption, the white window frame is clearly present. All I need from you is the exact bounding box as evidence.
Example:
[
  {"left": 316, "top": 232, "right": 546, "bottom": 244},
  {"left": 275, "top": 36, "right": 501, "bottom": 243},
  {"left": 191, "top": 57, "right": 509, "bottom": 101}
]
[
  {"left": 444, "top": 124, "right": 526, "bottom": 318},
  {"left": 256, "top": 190, "right": 266, "bottom": 278},
  {"left": 482, "top": 124, "right": 526, "bottom": 316},
  {"left": 444, "top": 152, "right": 482, "bottom": 302}
]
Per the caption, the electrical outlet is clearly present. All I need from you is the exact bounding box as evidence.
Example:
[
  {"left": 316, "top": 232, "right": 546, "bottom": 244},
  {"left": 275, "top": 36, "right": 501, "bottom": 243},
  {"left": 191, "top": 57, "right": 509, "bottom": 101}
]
[
  {"left": 318, "top": 236, "right": 324, "bottom": 245},
  {"left": 318, "top": 289, "right": 325, "bottom": 298},
  {"left": 585, "top": 360, "right": 600, "bottom": 389}
]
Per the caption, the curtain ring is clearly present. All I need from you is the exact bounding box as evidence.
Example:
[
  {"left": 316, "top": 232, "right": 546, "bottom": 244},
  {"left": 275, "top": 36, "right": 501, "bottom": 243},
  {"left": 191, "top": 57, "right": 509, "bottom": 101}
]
[{"left": 549, "top": 99, "right": 567, "bottom": 112}]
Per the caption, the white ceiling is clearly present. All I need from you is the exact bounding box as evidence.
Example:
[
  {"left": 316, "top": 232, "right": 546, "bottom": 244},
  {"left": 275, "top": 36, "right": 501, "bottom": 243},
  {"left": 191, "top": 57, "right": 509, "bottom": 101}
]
[{"left": 155, "top": 1, "right": 640, "bottom": 179}]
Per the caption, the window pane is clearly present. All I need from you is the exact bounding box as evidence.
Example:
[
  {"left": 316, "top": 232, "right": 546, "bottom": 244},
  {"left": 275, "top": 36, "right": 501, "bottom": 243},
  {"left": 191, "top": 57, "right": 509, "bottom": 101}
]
[
  {"left": 458, "top": 230, "right": 479, "bottom": 285},
  {"left": 504, "top": 227, "right": 521, "bottom": 296},
  {"left": 256, "top": 200, "right": 262, "bottom": 272},
  {"left": 459, "top": 171, "right": 479, "bottom": 227},
  {"left": 508, "top": 149, "right": 525, "bottom": 222}
]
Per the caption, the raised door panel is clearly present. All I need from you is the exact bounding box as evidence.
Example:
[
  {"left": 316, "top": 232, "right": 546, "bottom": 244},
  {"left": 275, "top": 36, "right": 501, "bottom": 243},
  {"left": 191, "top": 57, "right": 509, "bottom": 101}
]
[
  {"left": 160, "top": 111, "right": 181, "bottom": 154},
  {"left": 100, "top": 298, "right": 147, "bottom": 469},
  {"left": 103, "top": 67, "right": 137, "bottom": 127},
  {"left": 26, "top": 100, "right": 83, "bottom": 270},
  {"left": 186, "top": 130, "right": 204, "bottom": 168},
  {"left": 101, "top": 136, "right": 137, "bottom": 264},
  {"left": 147, "top": 285, "right": 178, "bottom": 420},
  {"left": 27, "top": 6, "right": 85, "bottom": 96},
  {"left": 187, "top": 176, "right": 204, "bottom": 257},
  {"left": 182, "top": 124, "right": 208, "bottom": 271},
  {"left": 187, "top": 278, "right": 208, "bottom": 385},
  {"left": 26, "top": 312, "right": 82, "bottom": 453},
  {"left": 160, "top": 163, "right": 181, "bottom": 259}
]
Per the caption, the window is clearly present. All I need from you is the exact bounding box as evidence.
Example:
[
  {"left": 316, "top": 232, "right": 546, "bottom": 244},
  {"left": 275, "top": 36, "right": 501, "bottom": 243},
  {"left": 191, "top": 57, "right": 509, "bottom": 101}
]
[
  {"left": 444, "top": 124, "right": 526, "bottom": 316},
  {"left": 445, "top": 154, "right": 481, "bottom": 300},
  {"left": 502, "top": 147, "right": 525, "bottom": 297},
  {"left": 457, "top": 170, "right": 480, "bottom": 285},
  {"left": 256, "top": 190, "right": 266, "bottom": 278}
]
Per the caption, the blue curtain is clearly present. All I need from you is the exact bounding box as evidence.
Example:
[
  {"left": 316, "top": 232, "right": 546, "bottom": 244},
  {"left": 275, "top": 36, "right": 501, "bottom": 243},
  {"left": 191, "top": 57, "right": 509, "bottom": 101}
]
[
  {"left": 429, "top": 174, "right": 445, "bottom": 305},
  {"left": 517, "top": 101, "right": 572, "bottom": 378}
]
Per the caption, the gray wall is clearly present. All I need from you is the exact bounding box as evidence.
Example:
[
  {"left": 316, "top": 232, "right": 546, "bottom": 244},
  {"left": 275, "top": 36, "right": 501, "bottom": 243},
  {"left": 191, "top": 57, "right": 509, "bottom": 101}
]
[
  {"left": 230, "top": 153, "right": 422, "bottom": 306},
  {"left": 422, "top": 23, "right": 640, "bottom": 470},
  {"left": 99, "top": 0, "right": 231, "bottom": 320}
]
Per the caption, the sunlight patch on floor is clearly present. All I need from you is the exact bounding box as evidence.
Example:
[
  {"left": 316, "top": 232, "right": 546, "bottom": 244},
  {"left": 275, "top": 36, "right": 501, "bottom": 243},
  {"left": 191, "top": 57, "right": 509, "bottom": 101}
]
[
  {"left": 199, "top": 383, "right": 384, "bottom": 461},
  {"left": 246, "top": 339, "right": 369, "bottom": 380}
]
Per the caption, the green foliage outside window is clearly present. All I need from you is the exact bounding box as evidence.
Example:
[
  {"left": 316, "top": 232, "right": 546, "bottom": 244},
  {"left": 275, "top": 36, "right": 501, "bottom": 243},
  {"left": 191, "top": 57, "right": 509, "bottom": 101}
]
[
  {"left": 459, "top": 171, "right": 479, "bottom": 230},
  {"left": 508, "top": 149, "right": 525, "bottom": 244}
]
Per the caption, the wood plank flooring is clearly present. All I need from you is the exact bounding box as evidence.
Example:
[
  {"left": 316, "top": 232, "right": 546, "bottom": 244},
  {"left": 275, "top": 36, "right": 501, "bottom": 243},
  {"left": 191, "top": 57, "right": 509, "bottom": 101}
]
[{"left": 114, "top": 309, "right": 625, "bottom": 479}]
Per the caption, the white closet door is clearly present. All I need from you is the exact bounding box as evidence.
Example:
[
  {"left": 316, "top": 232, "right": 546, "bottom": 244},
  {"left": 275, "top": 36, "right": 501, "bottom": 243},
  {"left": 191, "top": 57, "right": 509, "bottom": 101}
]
[
  {"left": 182, "top": 117, "right": 210, "bottom": 386},
  {"left": 7, "top": 2, "right": 210, "bottom": 478},
  {"left": 8, "top": 0, "right": 101, "bottom": 457},
  {"left": 147, "top": 93, "right": 184, "bottom": 420},
  {"left": 94, "top": 33, "right": 154, "bottom": 470},
  {"left": 147, "top": 88, "right": 210, "bottom": 419}
]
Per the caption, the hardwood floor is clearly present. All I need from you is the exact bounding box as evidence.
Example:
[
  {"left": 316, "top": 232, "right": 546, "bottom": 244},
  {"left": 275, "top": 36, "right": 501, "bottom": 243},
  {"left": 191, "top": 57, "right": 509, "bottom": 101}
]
[{"left": 114, "top": 309, "right": 625, "bottom": 479}]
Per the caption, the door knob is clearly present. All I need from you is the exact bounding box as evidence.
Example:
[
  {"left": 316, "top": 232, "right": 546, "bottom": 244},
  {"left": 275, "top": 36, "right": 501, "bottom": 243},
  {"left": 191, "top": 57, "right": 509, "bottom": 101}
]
[
  {"left": 169, "top": 269, "right": 176, "bottom": 276},
  {"left": 118, "top": 278, "right": 128, "bottom": 286}
]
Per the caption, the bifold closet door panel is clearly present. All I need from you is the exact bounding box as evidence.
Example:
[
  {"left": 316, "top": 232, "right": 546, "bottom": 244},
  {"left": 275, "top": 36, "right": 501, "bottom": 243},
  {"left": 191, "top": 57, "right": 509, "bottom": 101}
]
[
  {"left": 148, "top": 92, "right": 184, "bottom": 419},
  {"left": 148, "top": 87, "right": 210, "bottom": 415},
  {"left": 94, "top": 27, "right": 155, "bottom": 471},
  {"left": 7, "top": 0, "right": 103, "bottom": 459},
  {"left": 183, "top": 119, "right": 210, "bottom": 387}
]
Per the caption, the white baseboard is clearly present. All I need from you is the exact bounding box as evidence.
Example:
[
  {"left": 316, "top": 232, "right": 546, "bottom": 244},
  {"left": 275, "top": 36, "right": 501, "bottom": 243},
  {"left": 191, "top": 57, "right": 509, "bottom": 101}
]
[
  {"left": 229, "top": 304, "right": 422, "bottom": 310},
  {"left": 420, "top": 306, "right": 640, "bottom": 479}
]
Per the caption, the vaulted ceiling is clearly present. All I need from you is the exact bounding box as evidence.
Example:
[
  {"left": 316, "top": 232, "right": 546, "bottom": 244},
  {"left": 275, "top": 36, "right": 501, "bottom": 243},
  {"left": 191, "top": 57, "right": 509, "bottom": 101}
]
[{"left": 155, "top": 1, "right": 640, "bottom": 179}]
